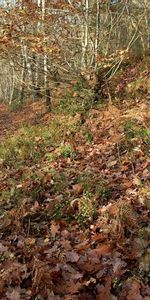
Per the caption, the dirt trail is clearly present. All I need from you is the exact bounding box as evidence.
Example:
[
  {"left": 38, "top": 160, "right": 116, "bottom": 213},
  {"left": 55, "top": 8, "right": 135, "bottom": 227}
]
[{"left": 0, "top": 101, "right": 46, "bottom": 141}]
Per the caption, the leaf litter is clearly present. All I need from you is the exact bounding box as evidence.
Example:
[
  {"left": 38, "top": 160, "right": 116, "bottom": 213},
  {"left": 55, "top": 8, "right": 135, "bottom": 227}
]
[{"left": 0, "top": 100, "right": 150, "bottom": 299}]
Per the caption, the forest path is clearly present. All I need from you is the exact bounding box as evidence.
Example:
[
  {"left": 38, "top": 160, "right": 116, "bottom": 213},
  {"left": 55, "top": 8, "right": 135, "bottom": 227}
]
[
  {"left": 0, "top": 85, "right": 67, "bottom": 141},
  {"left": 0, "top": 101, "right": 46, "bottom": 141}
]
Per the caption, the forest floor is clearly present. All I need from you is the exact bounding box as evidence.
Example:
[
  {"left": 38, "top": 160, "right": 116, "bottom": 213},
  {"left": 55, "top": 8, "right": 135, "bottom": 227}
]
[
  {"left": 0, "top": 101, "right": 46, "bottom": 141},
  {"left": 0, "top": 67, "right": 150, "bottom": 299}
]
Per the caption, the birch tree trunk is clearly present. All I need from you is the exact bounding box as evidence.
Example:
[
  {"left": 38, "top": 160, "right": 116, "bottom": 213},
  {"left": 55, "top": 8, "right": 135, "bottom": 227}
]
[
  {"left": 94, "top": 0, "right": 100, "bottom": 69},
  {"left": 41, "top": 0, "right": 51, "bottom": 110},
  {"left": 9, "top": 60, "right": 15, "bottom": 105},
  {"left": 34, "top": 0, "right": 41, "bottom": 99},
  {"left": 81, "top": 0, "right": 89, "bottom": 69},
  {"left": 24, "top": 45, "right": 34, "bottom": 98},
  {"left": 19, "top": 45, "right": 26, "bottom": 103}
]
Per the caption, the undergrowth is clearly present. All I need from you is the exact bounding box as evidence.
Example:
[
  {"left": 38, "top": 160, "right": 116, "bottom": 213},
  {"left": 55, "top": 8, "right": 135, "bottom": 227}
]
[
  {"left": 0, "top": 114, "right": 79, "bottom": 168},
  {"left": 58, "top": 78, "right": 94, "bottom": 115},
  {"left": 122, "top": 120, "right": 150, "bottom": 154},
  {"left": 0, "top": 71, "right": 150, "bottom": 227},
  {"left": 0, "top": 99, "right": 150, "bottom": 227}
]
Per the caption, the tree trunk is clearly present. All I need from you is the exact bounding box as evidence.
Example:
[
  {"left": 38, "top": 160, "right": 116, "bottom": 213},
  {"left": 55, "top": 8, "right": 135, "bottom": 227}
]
[
  {"left": 41, "top": 0, "right": 51, "bottom": 110},
  {"left": 81, "top": 0, "right": 89, "bottom": 69}
]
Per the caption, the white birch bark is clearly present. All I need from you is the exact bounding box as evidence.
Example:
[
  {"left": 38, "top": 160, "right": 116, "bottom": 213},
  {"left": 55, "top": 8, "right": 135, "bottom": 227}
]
[
  {"left": 9, "top": 60, "right": 15, "bottom": 105},
  {"left": 19, "top": 45, "right": 26, "bottom": 102},
  {"left": 81, "top": 0, "right": 89, "bottom": 69},
  {"left": 24, "top": 45, "right": 33, "bottom": 91},
  {"left": 94, "top": 0, "right": 100, "bottom": 69},
  {"left": 34, "top": 0, "right": 41, "bottom": 97},
  {"left": 41, "top": 0, "right": 51, "bottom": 108}
]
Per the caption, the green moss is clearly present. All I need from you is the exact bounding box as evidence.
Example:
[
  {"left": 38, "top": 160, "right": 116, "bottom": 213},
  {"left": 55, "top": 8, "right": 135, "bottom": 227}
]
[
  {"left": 59, "top": 144, "right": 74, "bottom": 158},
  {"left": 123, "top": 120, "right": 150, "bottom": 153}
]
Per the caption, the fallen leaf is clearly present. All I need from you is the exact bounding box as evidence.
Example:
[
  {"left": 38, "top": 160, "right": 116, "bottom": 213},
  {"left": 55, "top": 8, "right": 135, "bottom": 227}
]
[
  {"left": 0, "top": 261, "right": 26, "bottom": 291},
  {"left": 67, "top": 281, "right": 82, "bottom": 294},
  {"left": 107, "top": 160, "right": 117, "bottom": 168},
  {"left": 66, "top": 251, "right": 80, "bottom": 263},
  {"left": 93, "top": 244, "right": 112, "bottom": 257},
  {"left": 132, "top": 176, "right": 141, "bottom": 186},
  {"left": 127, "top": 279, "right": 142, "bottom": 300},
  {"left": 72, "top": 183, "right": 83, "bottom": 195},
  {"left": 122, "top": 179, "right": 133, "bottom": 188},
  {"left": 0, "top": 243, "right": 8, "bottom": 254},
  {"left": 30, "top": 201, "right": 40, "bottom": 212},
  {"left": 75, "top": 241, "right": 91, "bottom": 253},
  {"left": 73, "top": 92, "right": 78, "bottom": 97},
  {"left": 96, "top": 276, "right": 112, "bottom": 299},
  {"left": 91, "top": 233, "right": 106, "bottom": 242},
  {"left": 17, "top": 236, "right": 25, "bottom": 249},
  {"left": 6, "top": 287, "right": 20, "bottom": 300},
  {"left": 25, "top": 238, "right": 36, "bottom": 246},
  {"left": 50, "top": 221, "right": 60, "bottom": 238},
  {"left": 44, "top": 237, "right": 49, "bottom": 243}
]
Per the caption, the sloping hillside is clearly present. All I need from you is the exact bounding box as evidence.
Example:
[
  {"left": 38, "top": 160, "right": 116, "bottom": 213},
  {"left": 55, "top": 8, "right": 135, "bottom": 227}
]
[{"left": 0, "top": 72, "right": 150, "bottom": 299}]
